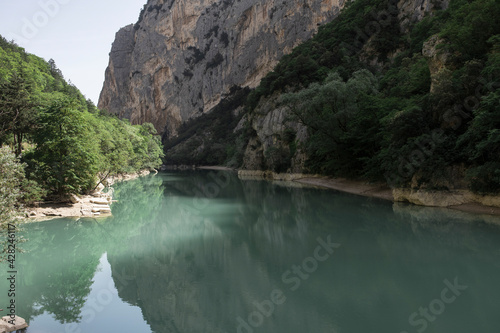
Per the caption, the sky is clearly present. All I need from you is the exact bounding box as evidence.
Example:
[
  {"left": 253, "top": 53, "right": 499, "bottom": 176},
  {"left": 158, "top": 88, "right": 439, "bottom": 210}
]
[{"left": 0, "top": 0, "right": 148, "bottom": 104}]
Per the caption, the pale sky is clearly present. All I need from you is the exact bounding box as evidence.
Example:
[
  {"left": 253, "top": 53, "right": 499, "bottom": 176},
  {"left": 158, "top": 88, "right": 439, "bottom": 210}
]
[{"left": 0, "top": 0, "right": 148, "bottom": 104}]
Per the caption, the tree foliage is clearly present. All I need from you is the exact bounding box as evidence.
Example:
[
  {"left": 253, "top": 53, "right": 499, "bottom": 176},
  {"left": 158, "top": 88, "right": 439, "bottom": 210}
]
[
  {"left": 458, "top": 90, "right": 500, "bottom": 193},
  {"left": 281, "top": 70, "right": 379, "bottom": 176},
  {"left": 164, "top": 87, "right": 250, "bottom": 166},
  {"left": 0, "top": 71, "right": 38, "bottom": 156},
  {"left": 0, "top": 36, "right": 164, "bottom": 199},
  {"left": 28, "top": 98, "right": 100, "bottom": 195}
]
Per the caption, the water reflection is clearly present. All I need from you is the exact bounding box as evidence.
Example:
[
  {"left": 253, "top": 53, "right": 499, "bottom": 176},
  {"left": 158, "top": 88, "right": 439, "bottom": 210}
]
[
  {"left": 8, "top": 218, "right": 104, "bottom": 324},
  {"left": 0, "top": 171, "right": 499, "bottom": 333},
  {"left": 107, "top": 172, "right": 332, "bottom": 333},
  {"left": 107, "top": 171, "right": 500, "bottom": 333}
]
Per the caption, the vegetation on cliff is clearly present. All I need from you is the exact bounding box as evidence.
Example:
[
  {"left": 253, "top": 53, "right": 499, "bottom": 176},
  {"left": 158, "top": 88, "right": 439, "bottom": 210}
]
[
  {"left": 166, "top": 0, "right": 500, "bottom": 194},
  {"left": 0, "top": 36, "right": 164, "bottom": 207},
  {"left": 249, "top": 0, "right": 500, "bottom": 193}
]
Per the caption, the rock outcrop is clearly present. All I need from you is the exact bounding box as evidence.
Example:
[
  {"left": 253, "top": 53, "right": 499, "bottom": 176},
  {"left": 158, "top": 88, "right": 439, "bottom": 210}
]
[
  {"left": 241, "top": 92, "right": 309, "bottom": 172},
  {"left": 98, "top": 0, "right": 344, "bottom": 138},
  {"left": 0, "top": 316, "right": 28, "bottom": 333},
  {"left": 397, "top": 0, "right": 449, "bottom": 32},
  {"left": 28, "top": 188, "right": 113, "bottom": 219},
  {"left": 422, "top": 34, "right": 451, "bottom": 93}
]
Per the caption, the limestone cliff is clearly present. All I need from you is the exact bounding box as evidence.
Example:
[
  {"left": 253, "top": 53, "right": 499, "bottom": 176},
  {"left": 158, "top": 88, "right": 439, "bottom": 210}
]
[{"left": 99, "top": 0, "right": 344, "bottom": 137}]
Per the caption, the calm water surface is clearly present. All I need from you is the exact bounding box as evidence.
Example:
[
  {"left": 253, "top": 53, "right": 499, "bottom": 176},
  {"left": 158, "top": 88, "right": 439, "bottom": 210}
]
[{"left": 1, "top": 171, "right": 500, "bottom": 333}]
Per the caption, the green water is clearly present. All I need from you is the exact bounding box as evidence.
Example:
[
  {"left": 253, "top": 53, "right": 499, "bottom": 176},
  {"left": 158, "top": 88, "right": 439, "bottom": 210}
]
[{"left": 1, "top": 171, "right": 500, "bottom": 333}]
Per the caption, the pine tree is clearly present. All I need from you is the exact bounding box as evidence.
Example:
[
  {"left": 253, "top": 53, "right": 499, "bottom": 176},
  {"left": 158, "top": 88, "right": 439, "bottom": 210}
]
[{"left": 0, "top": 71, "right": 38, "bottom": 156}]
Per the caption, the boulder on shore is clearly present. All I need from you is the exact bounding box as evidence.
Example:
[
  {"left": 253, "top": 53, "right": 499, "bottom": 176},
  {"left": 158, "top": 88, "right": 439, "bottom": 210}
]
[
  {"left": 0, "top": 316, "right": 28, "bottom": 332},
  {"left": 90, "top": 198, "right": 110, "bottom": 205},
  {"left": 69, "top": 193, "right": 81, "bottom": 204}
]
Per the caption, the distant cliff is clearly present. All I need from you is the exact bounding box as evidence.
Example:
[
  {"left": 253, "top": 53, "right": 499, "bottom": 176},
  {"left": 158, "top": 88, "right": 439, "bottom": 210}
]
[{"left": 98, "top": 0, "right": 344, "bottom": 138}]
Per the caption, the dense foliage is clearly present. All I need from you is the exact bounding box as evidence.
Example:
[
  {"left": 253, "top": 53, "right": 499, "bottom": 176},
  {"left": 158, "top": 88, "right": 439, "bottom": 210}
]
[
  {"left": 280, "top": 70, "right": 380, "bottom": 176},
  {"left": 0, "top": 36, "right": 164, "bottom": 199},
  {"left": 245, "top": 0, "right": 500, "bottom": 193}
]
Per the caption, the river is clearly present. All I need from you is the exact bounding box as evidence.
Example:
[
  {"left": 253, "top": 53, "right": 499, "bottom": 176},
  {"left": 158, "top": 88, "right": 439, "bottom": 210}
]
[{"left": 1, "top": 170, "right": 500, "bottom": 333}]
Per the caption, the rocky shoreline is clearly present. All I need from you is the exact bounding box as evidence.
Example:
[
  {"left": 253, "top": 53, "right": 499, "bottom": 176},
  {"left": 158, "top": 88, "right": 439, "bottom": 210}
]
[
  {"left": 236, "top": 170, "right": 500, "bottom": 217},
  {"left": 24, "top": 170, "right": 152, "bottom": 220}
]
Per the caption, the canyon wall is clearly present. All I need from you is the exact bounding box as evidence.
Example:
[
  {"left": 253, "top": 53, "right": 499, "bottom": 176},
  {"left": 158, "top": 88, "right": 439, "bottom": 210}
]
[{"left": 98, "top": 0, "right": 345, "bottom": 138}]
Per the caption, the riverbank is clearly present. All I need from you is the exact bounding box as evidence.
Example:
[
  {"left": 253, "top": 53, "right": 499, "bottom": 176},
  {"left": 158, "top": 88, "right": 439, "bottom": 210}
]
[
  {"left": 197, "top": 166, "right": 237, "bottom": 171},
  {"left": 236, "top": 170, "right": 500, "bottom": 217},
  {"left": 294, "top": 177, "right": 393, "bottom": 201},
  {"left": 24, "top": 170, "right": 152, "bottom": 220}
]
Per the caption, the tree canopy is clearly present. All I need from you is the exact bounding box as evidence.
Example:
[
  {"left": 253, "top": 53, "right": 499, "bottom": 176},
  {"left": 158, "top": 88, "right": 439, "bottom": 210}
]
[{"left": 0, "top": 36, "right": 164, "bottom": 200}]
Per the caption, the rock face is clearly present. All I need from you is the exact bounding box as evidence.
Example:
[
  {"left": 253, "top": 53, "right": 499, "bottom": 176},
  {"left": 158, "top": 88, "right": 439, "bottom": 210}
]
[
  {"left": 242, "top": 92, "right": 309, "bottom": 172},
  {"left": 98, "top": 0, "right": 344, "bottom": 137},
  {"left": 422, "top": 34, "right": 451, "bottom": 93},
  {"left": 397, "top": 0, "right": 449, "bottom": 32}
]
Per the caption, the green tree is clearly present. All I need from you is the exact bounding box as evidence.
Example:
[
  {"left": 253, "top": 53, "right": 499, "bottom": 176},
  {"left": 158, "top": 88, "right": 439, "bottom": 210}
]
[
  {"left": 0, "top": 71, "right": 38, "bottom": 156},
  {"left": 29, "top": 98, "right": 100, "bottom": 196},
  {"left": 457, "top": 90, "right": 500, "bottom": 193},
  {"left": 0, "top": 35, "right": 165, "bottom": 200},
  {"left": 440, "top": 0, "right": 500, "bottom": 61},
  {"left": 89, "top": 116, "right": 136, "bottom": 186},
  {"left": 137, "top": 122, "right": 164, "bottom": 170},
  {"left": 281, "top": 70, "right": 379, "bottom": 176}
]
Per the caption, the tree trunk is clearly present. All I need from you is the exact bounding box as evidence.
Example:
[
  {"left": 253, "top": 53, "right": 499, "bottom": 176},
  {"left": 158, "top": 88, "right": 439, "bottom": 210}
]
[{"left": 15, "top": 132, "right": 22, "bottom": 157}]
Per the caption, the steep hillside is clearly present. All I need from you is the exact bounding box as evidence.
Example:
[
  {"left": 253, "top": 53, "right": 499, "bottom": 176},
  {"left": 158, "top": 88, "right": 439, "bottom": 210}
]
[
  {"left": 98, "top": 0, "right": 344, "bottom": 137},
  {"left": 163, "top": 0, "right": 500, "bottom": 195}
]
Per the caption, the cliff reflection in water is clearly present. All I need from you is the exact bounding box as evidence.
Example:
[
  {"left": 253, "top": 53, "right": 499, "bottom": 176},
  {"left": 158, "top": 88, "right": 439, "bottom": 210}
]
[
  {"left": 106, "top": 171, "right": 500, "bottom": 333},
  {"left": 107, "top": 171, "right": 335, "bottom": 333},
  {"left": 2, "top": 171, "right": 500, "bottom": 333}
]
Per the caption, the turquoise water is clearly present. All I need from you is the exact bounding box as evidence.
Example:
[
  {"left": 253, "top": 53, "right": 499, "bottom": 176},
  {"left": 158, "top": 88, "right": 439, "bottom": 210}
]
[{"left": 1, "top": 171, "right": 500, "bottom": 333}]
